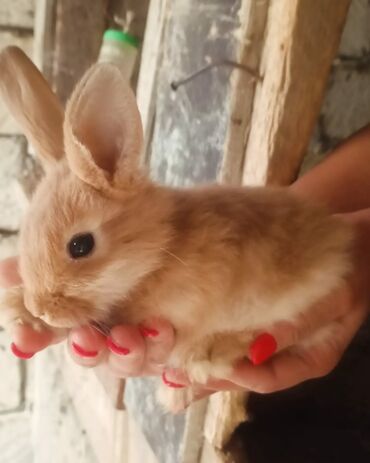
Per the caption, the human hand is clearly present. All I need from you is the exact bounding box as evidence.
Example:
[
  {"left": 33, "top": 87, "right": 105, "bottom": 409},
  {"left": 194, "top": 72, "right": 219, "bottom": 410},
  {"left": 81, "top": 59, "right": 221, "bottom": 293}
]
[
  {"left": 2, "top": 210, "right": 369, "bottom": 407},
  {"left": 163, "top": 282, "right": 368, "bottom": 401},
  {"left": 162, "top": 210, "right": 370, "bottom": 401},
  {"left": 0, "top": 256, "right": 175, "bottom": 376}
]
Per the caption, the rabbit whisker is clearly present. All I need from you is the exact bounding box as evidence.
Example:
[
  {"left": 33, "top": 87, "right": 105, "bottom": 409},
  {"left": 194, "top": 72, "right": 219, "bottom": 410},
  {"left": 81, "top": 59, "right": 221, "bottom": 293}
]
[
  {"left": 160, "top": 247, "right": 188, "bottom": 267},
  {"left": 89, "top": 320, "right": 111, "bottom": 336}
]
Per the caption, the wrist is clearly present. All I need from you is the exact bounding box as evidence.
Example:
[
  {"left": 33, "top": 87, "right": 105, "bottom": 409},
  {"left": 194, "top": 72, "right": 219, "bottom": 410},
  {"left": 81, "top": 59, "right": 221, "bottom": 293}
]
[{"left": 289, "top": 125, "right": 370, "bottom": 213}]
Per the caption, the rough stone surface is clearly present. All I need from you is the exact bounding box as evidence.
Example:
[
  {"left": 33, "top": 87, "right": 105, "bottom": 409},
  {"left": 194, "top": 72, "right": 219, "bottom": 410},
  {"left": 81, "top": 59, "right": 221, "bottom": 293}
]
[
  {"left": 0, "top": 413, "right": 33, "bottom": 463},
  {"left": 125, "top": 377, "right": 185, "bottom": 463},
  {"left": 150, "top": 0, "right": 241, "bottom": 187},
  {"left": 339, "top": 0, "right": 370, "bottom": 56},
  {"left": 300, "top": 0, "right": 370, "bottom": 174},
  {"left": 0, "top": 0, "right": 34, "bottom": 29},
  {"left": 0, "top": 23, "right": 35, "bottom": 463},
  {"left": 0, "top": 19, "right": 93, "bottom": 462},
  {"left": 0, "top": 235, "right": 18, "bottom": 259},
  {"left": 0, "top": 333, "right": 34, "bottom": 463},
  {"left": 32, "top": 348, "right": 97, "bottom": 463},
  {"left": 0, "top": 136, "right": 28, "bottom": 231},
  {"left": 0, "top": 331, "right": 22, "bottom": 411},
  {"left": 0, "top": 32, "right": 34, "bottom": 134}
]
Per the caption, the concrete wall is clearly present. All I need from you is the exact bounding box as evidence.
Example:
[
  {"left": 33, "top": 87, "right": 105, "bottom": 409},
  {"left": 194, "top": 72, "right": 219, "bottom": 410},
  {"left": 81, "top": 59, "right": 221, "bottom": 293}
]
[
  {"left": 0, "top": 2, "right": 95, "bottom": 462},
  {"left": 301, "top": 0, "right": 370, "bottom": 173}
]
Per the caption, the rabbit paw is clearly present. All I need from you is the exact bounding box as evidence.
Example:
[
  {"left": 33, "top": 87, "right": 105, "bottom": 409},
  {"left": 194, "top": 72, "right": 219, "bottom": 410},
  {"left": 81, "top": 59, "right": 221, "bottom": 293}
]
[
  {"left": 0, "top": 286, "right": 44, "bottom": 331},
  {"left": 157, "top": 382, "right": 195, "bottom": 413},
  {"left": 186, "top": 356, "right": 233, "bottom": 385},
  {"left": 185, "top": 332, "right": 252, "bottom": 384}
]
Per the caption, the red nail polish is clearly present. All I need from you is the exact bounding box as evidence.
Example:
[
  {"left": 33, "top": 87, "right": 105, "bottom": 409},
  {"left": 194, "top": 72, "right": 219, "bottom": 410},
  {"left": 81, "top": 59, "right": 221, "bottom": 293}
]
[
  {"left": 162, "top": 372, "right": 185, "bottom": 388},
  {"left": 11, "top": 343, "right": 34, "bottom": 360},
  {"left": 139, "top": 325, "right": 159, "bottom": 338},
  {"left": 71, "top": 342, "right": 98, "bottom": 358},
  {"left": 250, "top": 333, "right": 277, "bottom": 365},
  {"left": 106, "top": 336, "right": 130, "bottom": 355}
]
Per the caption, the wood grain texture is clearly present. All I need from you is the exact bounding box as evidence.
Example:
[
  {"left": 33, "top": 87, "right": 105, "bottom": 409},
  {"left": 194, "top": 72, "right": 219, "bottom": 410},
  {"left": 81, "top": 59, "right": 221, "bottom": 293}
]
[
  {"left": 136, "top": 0, "right": 169, "bottom": 162},
  {"left": 55, "top": 347, "right": 122, "bottom": 463},
  {"left": 220, "top": 0, "right": 269, "bottom": 185},
  {"left": 204, "top": 1, "right": 268, "bottom": 460},
  {"left": 52, "top": 0, "right": 106, "bottom": 103},
  {"left": 33, "top": 0, "right": 57, "bottom": 83},
  {"left": 242, "top": 0, "right": 351, "bottom": 186},
  {"left": 203, "top": 392, "right": 247, "bottom": 459},
  {"left": 204, "top": 1, "right": 351, "bottom": 462}
]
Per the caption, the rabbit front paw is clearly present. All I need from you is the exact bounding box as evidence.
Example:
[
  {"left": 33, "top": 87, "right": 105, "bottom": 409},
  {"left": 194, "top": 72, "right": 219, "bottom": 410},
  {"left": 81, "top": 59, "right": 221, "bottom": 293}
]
[
  {"left": 185, "top": 332, "right": 252, "bottom": 384},
  {"left": 0, "top": 286, "right": 44, "bottom": 331},
  {"left": 157, "top": 382, "right": 195, "bottom": 413},
  {"left": 186, "top": 356, "right": 233, "bottom": 385}
]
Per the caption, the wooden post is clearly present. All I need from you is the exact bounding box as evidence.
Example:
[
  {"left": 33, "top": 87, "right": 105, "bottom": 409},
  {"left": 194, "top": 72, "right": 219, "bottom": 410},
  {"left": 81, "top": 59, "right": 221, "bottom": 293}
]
[
  {"left": 52, "top": 0, "right": 106, "bottom": 103},
  {"left": 136, "top": 0, "right": 169, "bottom": 162},
  {"left": 33, "top": 0, "right": 57, "bottom": 83},
  {"left": 242, "top": 0, "right": 351, "bottom": 186},
  {"left": 220, "top": 0, "right": 269, "bottom": 185},
  {"left": 203, "top": 1, "right": 351, "bottom": 461}
]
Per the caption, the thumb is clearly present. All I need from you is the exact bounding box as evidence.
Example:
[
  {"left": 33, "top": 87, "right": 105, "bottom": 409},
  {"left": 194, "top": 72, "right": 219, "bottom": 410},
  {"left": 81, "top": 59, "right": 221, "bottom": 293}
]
[
  {"left": 0, "top": 257, "right": 21, "bottom": 288},
  {"left": 247, "top": 285, "right": 353, "bottom": 365}
]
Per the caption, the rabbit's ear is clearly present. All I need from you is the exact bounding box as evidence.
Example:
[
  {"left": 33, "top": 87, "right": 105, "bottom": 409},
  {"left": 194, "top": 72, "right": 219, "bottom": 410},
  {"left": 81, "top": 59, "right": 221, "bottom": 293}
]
[
  {"left": 64, "top": 64, "right": 144, "bottom": 194},
  {"left": 0, "top": 47, "right": 64, "bottom": 170}
]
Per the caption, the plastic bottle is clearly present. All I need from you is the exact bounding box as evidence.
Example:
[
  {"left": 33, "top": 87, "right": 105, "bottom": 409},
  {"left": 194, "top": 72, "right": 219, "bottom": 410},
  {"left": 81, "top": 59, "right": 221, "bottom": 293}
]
[{"left": 98, "top": 29, "right": 139, "bottom": 81}]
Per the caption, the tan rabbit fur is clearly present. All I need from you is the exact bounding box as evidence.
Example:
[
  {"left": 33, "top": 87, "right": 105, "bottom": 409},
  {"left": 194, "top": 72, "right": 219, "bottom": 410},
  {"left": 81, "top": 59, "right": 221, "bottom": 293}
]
[{"left": 0, "top": 47, "right": 352, "bottom": 412}]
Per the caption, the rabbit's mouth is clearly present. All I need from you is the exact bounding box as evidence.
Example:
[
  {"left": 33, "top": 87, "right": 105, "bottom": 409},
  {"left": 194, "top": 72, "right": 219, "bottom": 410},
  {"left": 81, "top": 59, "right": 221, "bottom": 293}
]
[
  {"left": 24, "top": 290, "right": 100, "bottom": 329},
  {"left": 89, "top": 320, "right": 112, "bottom": 337},
  {"left": 39, "top": 312, "right": 85, "bottom": 329},
  {"left": 88, "top": 305, "right": 128, "bottom": 336}
]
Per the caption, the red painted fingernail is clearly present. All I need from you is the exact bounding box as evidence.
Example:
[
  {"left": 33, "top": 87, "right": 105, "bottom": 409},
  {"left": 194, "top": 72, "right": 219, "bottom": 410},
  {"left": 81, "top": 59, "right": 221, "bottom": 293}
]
[
  {"left": 249, "top": 333, "right": 277, "bottom": 365},
  {"left": 71, "top": 342, "right": 98, "bottom": 358},
  {"left": 11, "top": 343, "right": 35, "bottom": 360},
  {"left": 162, "top": 372, "right": 185, "bottom": 388},
  {"left": 106, "top": 336, "right": 130, "bottom": 355},
  {"left": 139, "top": 325, "right": 159, "bottom": 338}
]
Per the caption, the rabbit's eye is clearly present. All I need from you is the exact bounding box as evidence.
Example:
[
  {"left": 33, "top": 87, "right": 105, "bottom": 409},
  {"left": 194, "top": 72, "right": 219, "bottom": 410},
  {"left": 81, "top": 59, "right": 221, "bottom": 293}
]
[{"left": 68, "top": 233, "right": 95, "bottom": 259}]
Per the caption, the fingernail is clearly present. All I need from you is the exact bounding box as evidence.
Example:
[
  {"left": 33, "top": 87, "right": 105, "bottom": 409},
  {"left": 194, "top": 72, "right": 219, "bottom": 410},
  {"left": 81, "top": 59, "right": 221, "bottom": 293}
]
[
  {"left": 11, "top": 343, "right": 35, "bottom": 360},
  {"left": 139, "top": 325, "right": 159, "bottom": 338},
  {"left": 106, "top": 336, "right": 130, "bottom": 355},
  {"left": 162, "top": 372, "right": 185, "bottom": 388},
  {"left": 71, "top": 342, "right": 98, "bottom": 358},
  {"left": 249, "top": 333, "right": 277, "bottom": 365}
]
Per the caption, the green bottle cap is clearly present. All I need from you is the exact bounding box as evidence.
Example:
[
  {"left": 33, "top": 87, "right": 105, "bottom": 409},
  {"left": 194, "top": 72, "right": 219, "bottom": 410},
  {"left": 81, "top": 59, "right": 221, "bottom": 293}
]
[{"left": 103, "top": 29, "right": 139, "bottom": 48}]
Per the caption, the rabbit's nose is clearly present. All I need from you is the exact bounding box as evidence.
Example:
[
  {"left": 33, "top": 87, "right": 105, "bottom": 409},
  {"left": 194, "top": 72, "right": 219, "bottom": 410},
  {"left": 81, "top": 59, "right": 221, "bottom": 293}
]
[{"left": 24, "top": 292, "right": 46, "bottom": 317}]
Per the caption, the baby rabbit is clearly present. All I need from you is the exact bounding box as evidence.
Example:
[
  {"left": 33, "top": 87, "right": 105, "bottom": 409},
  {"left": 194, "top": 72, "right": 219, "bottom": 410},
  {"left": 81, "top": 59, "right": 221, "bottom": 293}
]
[{"left": 0, "top": 47, "right": 352, "bottom": 412}]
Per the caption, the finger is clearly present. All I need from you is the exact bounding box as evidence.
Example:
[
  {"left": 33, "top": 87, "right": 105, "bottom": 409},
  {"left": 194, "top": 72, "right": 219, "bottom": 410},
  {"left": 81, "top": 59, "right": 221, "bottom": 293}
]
[
  {"left": 162, "top": 368, "right": 190, "bottom": 387},
  {"left": 233, "top": 307, "right": 365, "bottom": 393},
  {"left": 202, "top": 377, "right": 246, "bottom": 392},
  {"left": 247, "top": 285, "right": 354, "bottom": 364},
  {"left": 0, "top": 257, "right": 21, "bottom": 288},
  {"left": 163, "top": 368, "right": 243, "bottom": 392},
  {"left": 189, "top": 379, "right": 244, "bottom": 403},
  {"left": 139, "top": 319, "right": 175, "bottom": 375},
  {"left": 106, "top": 325, "right": 146, "bottom": 377},
  {"left": 161, "top": 371, "right": 243, "bottom": 412},
  {"left": 68, "top": 325, "right": 107, "bottom": 367},
  {"left": 10, "top": 323, "right": 56, "bottom": 357}
]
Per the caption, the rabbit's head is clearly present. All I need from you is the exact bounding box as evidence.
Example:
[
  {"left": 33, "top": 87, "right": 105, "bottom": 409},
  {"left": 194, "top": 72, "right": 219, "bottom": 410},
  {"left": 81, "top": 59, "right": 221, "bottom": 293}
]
[{"left": 0, "top": 47, "right": 172, "bottom": 328}]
